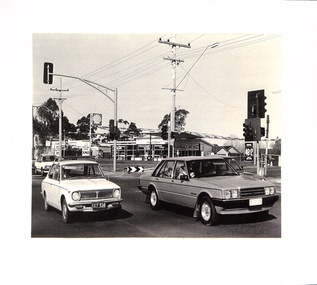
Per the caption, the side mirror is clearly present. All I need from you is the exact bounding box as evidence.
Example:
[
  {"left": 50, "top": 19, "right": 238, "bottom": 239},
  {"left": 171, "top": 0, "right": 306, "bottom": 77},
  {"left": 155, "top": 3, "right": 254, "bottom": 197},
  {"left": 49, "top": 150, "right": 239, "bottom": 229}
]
[{"left": 180, "top": 174, "right": 189, "bottom": 181}]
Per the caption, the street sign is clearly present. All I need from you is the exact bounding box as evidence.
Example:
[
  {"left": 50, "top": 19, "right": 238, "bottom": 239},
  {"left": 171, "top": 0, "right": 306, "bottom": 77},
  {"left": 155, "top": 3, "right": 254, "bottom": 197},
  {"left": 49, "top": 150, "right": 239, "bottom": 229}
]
[
  {"left": 245, "top": 142, "right": 254, "bottom": 162},
  {"left": 82, "top": 146, "right": 90, "bottom": 156},
  {"left": 92, "top": 113, "right": 102, "bottom": 126}
]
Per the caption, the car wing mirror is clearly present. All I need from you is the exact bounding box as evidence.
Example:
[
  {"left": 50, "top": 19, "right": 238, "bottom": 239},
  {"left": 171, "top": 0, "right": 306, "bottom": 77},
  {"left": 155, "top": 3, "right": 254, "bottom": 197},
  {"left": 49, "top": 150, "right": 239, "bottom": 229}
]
[{"left": 180, "top": 174, "right": 189, "bottom": 181}]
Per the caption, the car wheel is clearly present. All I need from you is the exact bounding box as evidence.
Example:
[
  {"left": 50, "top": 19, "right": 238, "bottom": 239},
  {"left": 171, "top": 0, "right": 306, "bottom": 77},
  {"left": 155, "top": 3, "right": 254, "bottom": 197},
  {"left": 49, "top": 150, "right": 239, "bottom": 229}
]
[
  {"left": 41, "top": 168, "right": 44, "bottom": 176},
  {"left": 62, "top": 198, "right": 72, "bottom": 223},
  {"left": 149, "top": 188, "right": 161, "bottom": 210},
  {"left": 199, "top": 196, "right": 218, "bottom": 226},
  {"left": 43, "top": 193, "right": 51, "bottom": 211}
]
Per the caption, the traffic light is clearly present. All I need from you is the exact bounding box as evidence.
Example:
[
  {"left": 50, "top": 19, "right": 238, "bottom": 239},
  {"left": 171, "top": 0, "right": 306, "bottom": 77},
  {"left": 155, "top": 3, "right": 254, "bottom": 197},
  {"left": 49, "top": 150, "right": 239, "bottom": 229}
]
[
  {"left": 243, "top": 119, "right": 254, "bottom": 141},
  {"left": 161, "top": 125, "right": 168, "bottom": 140},
  {"left": 247, "top": 91, "right": 258, "bottom": 118},
  {"left": 109, "top": 119, "right": 120, "bottom": 140},
  {"left": 247, "top": 89, "right": 265, "bottom": 118},
  {"left": 43, "top": 62, "right": 54, "bottom": 84},
  {"left": 258, "top": 91, "right": 267, "bottom": 118}
]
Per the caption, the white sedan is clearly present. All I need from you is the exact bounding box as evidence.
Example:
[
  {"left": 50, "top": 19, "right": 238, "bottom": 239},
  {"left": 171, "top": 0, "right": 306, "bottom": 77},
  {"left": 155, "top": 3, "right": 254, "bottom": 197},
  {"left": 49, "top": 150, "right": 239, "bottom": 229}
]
[
  {"left": 41, "top": 158, "right": 122, "bottom": 223},
  {"left": 34, "top": 154, "right": 56, "bottom": 176}
]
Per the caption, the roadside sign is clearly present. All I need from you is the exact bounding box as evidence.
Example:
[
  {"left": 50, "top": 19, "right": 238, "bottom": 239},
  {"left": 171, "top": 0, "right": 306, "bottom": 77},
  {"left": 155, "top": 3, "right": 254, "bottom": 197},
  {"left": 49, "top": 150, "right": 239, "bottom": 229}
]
[
  {"left": 82, "top": 146, "right": 90, "bottom": 156},
  {"left": 92, "top": 113, "right": 102, "bottom": 126},
  {"left": 245, "top": 142, "right": 254, "bottom": 162}
]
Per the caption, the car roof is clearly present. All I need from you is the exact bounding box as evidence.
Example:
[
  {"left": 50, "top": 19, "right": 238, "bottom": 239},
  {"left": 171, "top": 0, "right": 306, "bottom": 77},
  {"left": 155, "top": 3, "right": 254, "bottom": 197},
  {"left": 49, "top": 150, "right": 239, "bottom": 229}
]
[
  {"left": 56, "top": 160, "right": 98, "bottom": 166},
  {"left": 162, "top": 155, "right": 226, "bottom": 161}
]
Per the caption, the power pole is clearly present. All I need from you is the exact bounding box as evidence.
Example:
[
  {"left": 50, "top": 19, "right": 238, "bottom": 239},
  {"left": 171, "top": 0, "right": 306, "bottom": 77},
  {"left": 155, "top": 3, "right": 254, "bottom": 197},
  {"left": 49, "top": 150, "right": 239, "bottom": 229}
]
[
  {"left": 264, "top": 114, "right": 270, "bottom": 176},
  {"left": 51, "top": 78, "right": 69, "bottom": 158},
  {"left": 159, "top": 36, "right": 191, "bottom": 157}
]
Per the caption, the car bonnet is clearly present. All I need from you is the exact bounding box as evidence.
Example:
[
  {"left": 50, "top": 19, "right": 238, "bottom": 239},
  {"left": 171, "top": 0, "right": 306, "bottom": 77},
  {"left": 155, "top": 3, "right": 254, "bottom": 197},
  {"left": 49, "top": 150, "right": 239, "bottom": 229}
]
[
  {"left": 193, "top": 175, "right": 274, "bottom": 190},
  {"left": 61, "top": 178, "right": 120, "bottom": 191}
]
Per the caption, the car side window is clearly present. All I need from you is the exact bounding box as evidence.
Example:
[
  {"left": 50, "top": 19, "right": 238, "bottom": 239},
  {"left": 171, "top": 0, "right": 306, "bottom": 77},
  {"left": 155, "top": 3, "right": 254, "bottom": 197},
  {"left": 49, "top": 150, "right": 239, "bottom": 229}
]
[
  {"left": 48, "top": 165, "right": 55, "bottom": 179},
  {"left": 187, "top": 160, "right": 201, "bottom": 178},
  {"left": 49, "top": 165, "right": 60, "bottom": 180},
  {"left": 156, "top": 161, "right": 175, "bottom": 178},
  {"left": 174, "top": 161, "right": 187, "bottom": 179}
]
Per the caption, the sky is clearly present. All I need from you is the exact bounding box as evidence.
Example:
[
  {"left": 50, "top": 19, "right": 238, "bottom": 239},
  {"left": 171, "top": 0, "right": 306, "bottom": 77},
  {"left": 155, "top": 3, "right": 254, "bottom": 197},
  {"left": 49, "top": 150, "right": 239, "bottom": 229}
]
[{"left": 33, "top": 33, "right": 282, "bottom": 139}]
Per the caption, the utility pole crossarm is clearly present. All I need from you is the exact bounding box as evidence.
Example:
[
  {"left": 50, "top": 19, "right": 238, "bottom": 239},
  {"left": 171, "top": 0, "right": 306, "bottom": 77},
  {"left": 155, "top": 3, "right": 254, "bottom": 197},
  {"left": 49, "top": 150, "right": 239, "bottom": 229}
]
[{"left": 158, "top": 38, "right": 191, "bottom": 49}]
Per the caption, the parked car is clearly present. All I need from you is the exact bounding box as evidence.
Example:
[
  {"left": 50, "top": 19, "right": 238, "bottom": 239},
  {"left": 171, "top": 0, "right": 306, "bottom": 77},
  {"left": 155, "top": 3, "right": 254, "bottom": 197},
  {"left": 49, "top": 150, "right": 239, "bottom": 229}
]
[
  {"left": 34, "top": 154, "right": 56, "bottom": 176},
  {"left": 41, "top": 158, "right": 122, "bottom": 223},
  {"left": 138, "top": 156, "right": 278, "bottom": 226}
]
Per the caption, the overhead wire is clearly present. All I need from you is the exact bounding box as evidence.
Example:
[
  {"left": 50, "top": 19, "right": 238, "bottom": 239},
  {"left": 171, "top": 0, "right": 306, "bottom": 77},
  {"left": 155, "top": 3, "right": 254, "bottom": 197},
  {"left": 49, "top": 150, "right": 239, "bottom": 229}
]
[{"left": 33, "top": 34, "right": 280, "bottom": 117}]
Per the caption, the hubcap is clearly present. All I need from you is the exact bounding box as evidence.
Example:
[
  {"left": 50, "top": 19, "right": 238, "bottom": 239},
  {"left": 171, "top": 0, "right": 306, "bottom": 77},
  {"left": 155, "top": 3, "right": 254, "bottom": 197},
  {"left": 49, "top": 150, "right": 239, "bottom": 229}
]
[
  {"left": 150, "top": 192, "right": 157, "bottom": 206},
  {"left": 201, "top": 202, "right": 211, "bottom": 221}
]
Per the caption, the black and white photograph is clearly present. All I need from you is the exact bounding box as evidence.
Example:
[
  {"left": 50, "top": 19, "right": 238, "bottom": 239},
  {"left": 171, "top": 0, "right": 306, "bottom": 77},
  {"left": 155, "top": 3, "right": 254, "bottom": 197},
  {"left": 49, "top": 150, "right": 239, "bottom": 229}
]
[
  {"left": 32, "top": 33, "right": 282, "bottom": 238},
  {"left": 2, "top": 1, "right": 317, "bottom": 285}
]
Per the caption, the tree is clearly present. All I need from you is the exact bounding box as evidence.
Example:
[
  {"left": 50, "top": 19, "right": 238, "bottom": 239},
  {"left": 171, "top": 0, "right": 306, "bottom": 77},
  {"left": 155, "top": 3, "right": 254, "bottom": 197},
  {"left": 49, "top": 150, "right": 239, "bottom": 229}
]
[
  {"left": 124, "top": 122, "right": 141, "bottom": 138},
  {"left": 33, "top": 98, "right": 79, "bottom": 156},
  {"left": 33, "top": 98, "right": 60, "bottom": 147},
  {"left": 158, "top": 108, "right": 190, "bottom": 132},
  {"left": 271, "top": 137, "right": 281, "bottom": 155},
  {"left": 76, "top": 114, "right": 98, "bottom": 140}
]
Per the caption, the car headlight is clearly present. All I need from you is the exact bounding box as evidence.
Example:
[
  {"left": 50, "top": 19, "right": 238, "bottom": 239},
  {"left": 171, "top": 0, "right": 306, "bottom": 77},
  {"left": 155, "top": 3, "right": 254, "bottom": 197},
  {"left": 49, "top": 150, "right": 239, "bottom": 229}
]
[
  {"left": 232, "top": 189, "right": 238, "bottom": 198},
  {"left": 224, "top": 190, "right": 239, "bottom": 199},
  {"left": 113, "top": 189, "right": 121, "bottom": 199},
  {"left": 71, "top": 191, "right": 81, "bottom": 201},
  {"left": 264, "top": 187, "right": 275, "bottom": 195},
  {"left": 224, "top": 190, "right": 231, "bottom": 199}
]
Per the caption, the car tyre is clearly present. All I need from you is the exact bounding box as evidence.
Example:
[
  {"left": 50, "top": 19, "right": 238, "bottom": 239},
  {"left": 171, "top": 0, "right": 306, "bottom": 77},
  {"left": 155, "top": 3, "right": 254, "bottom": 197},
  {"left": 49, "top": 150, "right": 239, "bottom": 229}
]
[
  {"left": 199, "top": 196, "right": 218, "bottom": 226},
  {"left": 149, "top": 188, "right": 161, "bottom": 210},
  {"left": 62, "top": 198, "right": 72, "bottom": 223},
  {"left": 41, "top": 168, "right": 44, "bottom": 176},
  {"left": 43, "top": 193, "right": 51, "bottom": 211}
]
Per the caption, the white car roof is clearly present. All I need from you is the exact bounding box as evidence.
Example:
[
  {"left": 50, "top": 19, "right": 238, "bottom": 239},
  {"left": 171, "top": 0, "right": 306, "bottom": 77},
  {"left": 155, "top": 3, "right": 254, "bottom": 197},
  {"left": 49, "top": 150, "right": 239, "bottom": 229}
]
[{"left": 57, "top": 160, "right": 98, "bottom": 166}]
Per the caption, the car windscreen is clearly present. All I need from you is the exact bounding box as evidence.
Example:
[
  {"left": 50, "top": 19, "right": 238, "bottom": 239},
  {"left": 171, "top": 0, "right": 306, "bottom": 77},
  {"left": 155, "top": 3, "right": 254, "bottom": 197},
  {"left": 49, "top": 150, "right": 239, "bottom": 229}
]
[
  {"left": 186, "top": 159, "right": 239, "bottom": 178},
  {"left": 43, "top": 156, "right": 55, "bottom": 162},
  {"left": 61, "top": 163, "right": 104, "bottom": 180}
]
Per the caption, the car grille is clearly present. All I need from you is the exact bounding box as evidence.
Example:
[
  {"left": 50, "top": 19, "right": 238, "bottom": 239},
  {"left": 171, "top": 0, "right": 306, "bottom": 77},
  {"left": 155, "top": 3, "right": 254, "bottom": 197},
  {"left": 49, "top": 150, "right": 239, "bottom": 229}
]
[
  {"left": 80, "top": 189, "right": 113, "bottom": 200},
  {"left": 240, "top": 187, "right": 265, "bottom": 197}
]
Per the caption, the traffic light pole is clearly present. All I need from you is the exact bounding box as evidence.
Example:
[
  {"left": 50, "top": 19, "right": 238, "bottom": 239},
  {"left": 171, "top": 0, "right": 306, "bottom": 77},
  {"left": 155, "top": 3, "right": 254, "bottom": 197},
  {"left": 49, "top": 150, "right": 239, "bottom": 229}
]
[{"left": 50, "top": 72, "right": 118, "bottom": 171}]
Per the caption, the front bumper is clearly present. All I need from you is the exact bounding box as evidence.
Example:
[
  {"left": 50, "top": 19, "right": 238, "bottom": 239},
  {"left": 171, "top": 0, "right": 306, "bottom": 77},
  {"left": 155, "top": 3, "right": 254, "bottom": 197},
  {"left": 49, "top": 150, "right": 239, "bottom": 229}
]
[
  {"left": 67, "top": 199, "right": 123, "bottom": 212},
  {"left": 213, "top": 195, "right": 279, "bottom": 215}
]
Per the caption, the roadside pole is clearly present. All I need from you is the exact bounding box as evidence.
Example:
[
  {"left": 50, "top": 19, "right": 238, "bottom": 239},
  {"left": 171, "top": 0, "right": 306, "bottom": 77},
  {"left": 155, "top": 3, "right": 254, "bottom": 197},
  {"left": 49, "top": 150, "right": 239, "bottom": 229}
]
[
  {"left": 265, "top": 115, "right": 270, "bottom": 176},
  {"left": 51, "top": 78, "right": 68, "bottom": 158}
]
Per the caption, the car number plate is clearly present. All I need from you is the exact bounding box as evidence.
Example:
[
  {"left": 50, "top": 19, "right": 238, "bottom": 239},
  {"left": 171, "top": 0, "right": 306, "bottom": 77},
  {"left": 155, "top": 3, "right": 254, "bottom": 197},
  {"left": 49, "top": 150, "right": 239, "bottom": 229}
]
[
  {"left": 92, "top": 202, "right": 106, "bottom": 208},
  {"left": 249, "top": 198, "right": 262, "bottom": 206}
]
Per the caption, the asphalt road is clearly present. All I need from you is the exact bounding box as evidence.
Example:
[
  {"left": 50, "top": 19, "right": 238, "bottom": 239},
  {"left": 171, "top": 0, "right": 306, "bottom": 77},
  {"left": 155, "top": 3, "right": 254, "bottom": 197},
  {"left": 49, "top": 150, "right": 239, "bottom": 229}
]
[{"left": 31, "top": 171, "right": 281, "bottom": 238}]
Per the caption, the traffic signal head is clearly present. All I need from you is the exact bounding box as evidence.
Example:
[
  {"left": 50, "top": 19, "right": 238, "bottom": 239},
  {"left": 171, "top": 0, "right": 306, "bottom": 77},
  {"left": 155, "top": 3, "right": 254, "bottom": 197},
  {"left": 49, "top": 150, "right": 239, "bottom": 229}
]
[
  {"left": 243, "top": 120, "right": 254, "bottom": 141},
  {"left": 161, "top": 125, "right": 168, "bottom": 140},
  {"left": 43, "top": 62, "right": 54, "bottom": 84},
  {"left": 247, "top": 89, "right": 266, "bottom": 118},
  {"left": 258, "top": 92, "right": 267, "bottom": 118},
  {"left": 109, "top": 119, "right": 120, "bottom": 140}
]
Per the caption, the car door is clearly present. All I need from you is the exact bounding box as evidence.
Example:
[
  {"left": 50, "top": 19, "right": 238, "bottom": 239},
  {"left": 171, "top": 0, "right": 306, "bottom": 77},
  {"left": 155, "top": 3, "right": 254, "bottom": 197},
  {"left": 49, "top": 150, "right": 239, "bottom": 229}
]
[
  {"left": 169, "top": 160, "right": 198, "bottom": 208},
  {"left": 153, "top": 160, "right": 175, "bottom": 203},
  {"left": 45, "top": 164, "right": 62, "bottom": 209}
]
